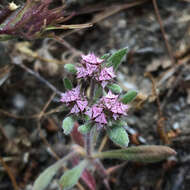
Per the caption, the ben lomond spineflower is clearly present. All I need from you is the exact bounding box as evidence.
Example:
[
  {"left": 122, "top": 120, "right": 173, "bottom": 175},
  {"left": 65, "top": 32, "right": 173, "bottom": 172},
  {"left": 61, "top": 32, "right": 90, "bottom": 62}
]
[
  {"left": 35, "top": 49, "right": 176, "bottom": 190},
  {"left": 61, "top": 51, "right": 131, "bottom": 129}
]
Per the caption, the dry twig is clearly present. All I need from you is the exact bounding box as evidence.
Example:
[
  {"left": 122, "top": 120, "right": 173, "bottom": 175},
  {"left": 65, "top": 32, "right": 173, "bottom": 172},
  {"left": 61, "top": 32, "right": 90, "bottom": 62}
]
[
  {"left": 0, "top": 156, "right": 19, "bottom": 190},
  {"left": 145, "top": 72, "right": 170, "bottom": 144},
  {"left": 152, "top": 0, "right": 175, "bottom": 64}
]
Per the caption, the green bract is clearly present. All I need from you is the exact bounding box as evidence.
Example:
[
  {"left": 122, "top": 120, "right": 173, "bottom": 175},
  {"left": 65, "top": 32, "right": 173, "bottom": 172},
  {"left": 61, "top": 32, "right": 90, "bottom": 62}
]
[
  {"left": 78, "top": 123, "right": 92, "bottom": 134},
  {"left": 64, "top": 78, "right": 73, "bottom": 90},
  {"left": 122, "top": 90, "right": 138, "bottom": 104},
  {"left": 106, "top": 47, "right": 128, "bottom": 70},
  {"left": 107, "top": 83, "right": 122, "bottom": 94},
  {"left": 64, "top": 64, "right": 77, "bottom": 74}
]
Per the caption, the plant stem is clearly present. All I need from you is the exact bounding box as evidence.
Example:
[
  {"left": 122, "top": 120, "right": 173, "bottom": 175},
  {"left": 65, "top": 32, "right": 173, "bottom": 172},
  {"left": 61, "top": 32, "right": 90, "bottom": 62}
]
[
  {"left": 85, "top": 79, "right": 96, "bottom": 156},
  {"left": 85, "top": 131, "right": 92, "bottom": 156},
  {"left": 93, "top": 159, "right": 110, "bottom": 190},
  {"left": 89, "top": 79, "right": 95, "bottom": 105}
]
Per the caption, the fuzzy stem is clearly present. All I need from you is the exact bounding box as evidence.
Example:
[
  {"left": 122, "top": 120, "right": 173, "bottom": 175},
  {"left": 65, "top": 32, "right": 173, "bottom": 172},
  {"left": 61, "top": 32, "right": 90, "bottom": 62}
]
[
  {"left": 85, "top": 131, "right": 92, "bottom": 156},
  {"left": 89, "top": 79, "right": 95, "bottom": 105},
  {"left": 93, "top": 159, "right": 110, "bottom": 190},
  {"left": 85, "top": 79, "right": 96, "bottom": 156}
]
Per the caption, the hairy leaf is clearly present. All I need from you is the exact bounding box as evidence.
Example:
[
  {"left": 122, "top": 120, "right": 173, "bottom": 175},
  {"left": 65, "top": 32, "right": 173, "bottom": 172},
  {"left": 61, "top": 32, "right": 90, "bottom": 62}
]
[
  {"left": 107, "top": 126, "right": 129, "bottom": 147},
  {"left": 122, "top": 90, "right": 137, "bottom": 104},
  {"left": 62, "top": 117, "right": 74, "bottom": 135},
  {"left": 78, "top": 123, "right": 92, "bottom": 134},
  {"left": 101, "top": 53, "right": 111, "bottom": 60},
  {"left": 64, "top": 78, "right": 73, "bottom": 90},
  {"left": 93, "top": 145, "right": 176, "bottom": 163},
  {"left": 106, "top": 47, "right": 128, "bottom": 70},
  {"left": 59, "top": 160, "right": 87, "bottom": 190},
  {"left": 33, "top": 154, "right": 74, "bottom": 190},
  {"left": 107, "top": 83, "right": 122, "bottom": 94}
]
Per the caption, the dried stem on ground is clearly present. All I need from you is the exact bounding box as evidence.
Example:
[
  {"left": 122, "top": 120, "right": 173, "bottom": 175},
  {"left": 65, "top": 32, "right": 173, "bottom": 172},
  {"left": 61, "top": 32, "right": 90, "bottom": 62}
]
[
  {"left": 145, "top": 72, "right": 170, "bottom": 144},
  {"left": 0, "top": 156, "right": 19, "bottom": 190},
  {"left": 152, "top": 0, "right": 175, "bottom": 64}
]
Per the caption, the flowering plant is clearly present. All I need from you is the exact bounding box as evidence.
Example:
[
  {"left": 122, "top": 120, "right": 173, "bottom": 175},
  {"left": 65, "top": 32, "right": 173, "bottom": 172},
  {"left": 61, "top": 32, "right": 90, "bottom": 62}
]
[{"left": 33, "top": 48, "right": 176, "bottom": 190}]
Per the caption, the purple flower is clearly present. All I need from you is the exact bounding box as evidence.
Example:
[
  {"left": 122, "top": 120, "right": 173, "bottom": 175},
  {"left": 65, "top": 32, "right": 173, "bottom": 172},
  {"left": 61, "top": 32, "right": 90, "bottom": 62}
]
[
  {"left": 85, "top": 91, "right": 129, "bottom": 126},
  {"left": 61, "top": 86, "right": 80, "bottom": 103},
  {"left": 95, "top": 113, "right": 107, "bottom": 124},
  {"left": 77, "top": 54, "right": 103, "bottom": 79},
  {"left": 77, "top": 54, "right": 116, "bottom": 88},
  {"left": 61, "top": 86, "right": 88, "bottom": 114},
  {"left": 98, "top": 67, "right": 116, "bottom": 81},
  {"left": 95, "top": 67, "right": 116, "bottom": 88},
  {"left": 76, "top": 100, "right": 88, "bottom": 112},
  {"left": 70, "top": 104, "right": 80, "bottom": 114},
  {"left": 102, "top": 91, "right": 129, "bottom": 115},
  {"left": 81, "top": 53, "right": 103, "bottom": 64},
  {"left": 102, "top": 91, "right": 118, "bottom": 109},
  {"left": 111, "top": 102, "right": 129, "bottom": 115},
  {"left": 86, "top": 63, "right": 98, "bottom": 75},
  {"left": 77, "top": 67, "right": 88, "bottom": 78},
  {"left": 85, "top": 105, "right": 107, "bottom": 124}
]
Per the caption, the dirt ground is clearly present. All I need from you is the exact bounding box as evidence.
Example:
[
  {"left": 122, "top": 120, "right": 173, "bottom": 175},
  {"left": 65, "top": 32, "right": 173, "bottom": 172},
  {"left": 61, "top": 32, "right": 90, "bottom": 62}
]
[{"left": 0, "top": 0, "right": 190, "bottom": 190}]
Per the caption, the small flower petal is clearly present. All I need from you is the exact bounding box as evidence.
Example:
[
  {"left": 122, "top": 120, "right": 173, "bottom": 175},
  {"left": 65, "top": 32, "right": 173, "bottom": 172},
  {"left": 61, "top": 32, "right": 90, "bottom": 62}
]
[
  {"left": 105, "top": 67, "right": 116, "bottom": 78},
  {"left": 86, "top": 63, "right": 98, "bottom": 75},
  {"left": 70, "top": 104, "right": 80, "bottom": 114},
  {"left": 92, "top": 106, "right": 103, "bottom": 118},
  {"left": 95, "top": 113, "right": 107, "bottom": 124},
  {"left": 113, "top": 113, "right": 119, "bottom": 120},
  {"left": 77, "top": 100, "right": 88, "bottom": 111},
  {"left": 98, "top": 67, "right": 116, "bottom": 81},
  {"left": 81, "top": 53, "right": 103, "bottom": 64},
  {"left": 77, "top": 67, "right": 88, "bottom": 78},
  {"left": 101, "top": 81, "right": 108, "bottom": 88}
]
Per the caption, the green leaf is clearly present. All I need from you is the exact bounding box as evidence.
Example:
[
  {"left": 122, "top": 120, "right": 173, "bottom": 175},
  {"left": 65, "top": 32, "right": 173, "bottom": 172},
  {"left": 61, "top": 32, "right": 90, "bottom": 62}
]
[
  {"left": 33, "top": 154, "right": 74, "bottom": 190},
  {"left": 101, "top": 53, "right": 111, "bottom": 60},
  {"left": 107, "top": 126, "right": 129, "bottom": 147},
  {"left": 64, "top": 64, "right": 77, "bottom": 74},
  {"left": 122, "top": 90, "right": 138, "bottom": 104},
  {"left": 106, "top": 47, "right": 128, "bottom": 70},
  {"left": 93, "top": 145, "right": 177, "bottom": 163},
  {"left": 59, "top": 160, "right": 87, "bottom": 190},
  {"left": 107, "top": 83, "right": 122, "bottom": 94},
  {"left": 62, "top": 117, "right": 74, "bottom": 135},
  {"left": 64, "top": 78, "right": 73, "bottom": 90},
  {"left": 78, "top": 123, "right": 92, "bottom": 134}
]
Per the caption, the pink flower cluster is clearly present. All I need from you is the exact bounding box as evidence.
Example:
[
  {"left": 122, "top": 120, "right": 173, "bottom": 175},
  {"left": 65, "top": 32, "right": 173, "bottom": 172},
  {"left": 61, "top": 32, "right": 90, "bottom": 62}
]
[
  {"left": 61, "top": 53, "right": 129, "bottom": 128},
  {"left": 60, "top": 86, "right": 88, "bottom": 114},
  {"left": 85, "top": 91, "right": 129, "bottom": 126},
  {"left": 77, "top": 53, "right": 116, "bottom": 87}
]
